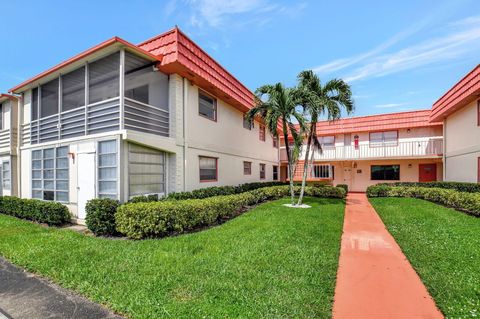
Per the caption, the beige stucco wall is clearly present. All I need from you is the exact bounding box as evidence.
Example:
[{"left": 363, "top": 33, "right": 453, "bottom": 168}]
[
  {"left": 331, "top": 159, "right": 443, "bottom": 192},
  {"left": 180, "top": 79, "right": 279, "bottom": 191},
  {"left": 444, "top": 99, "right": 480, "bottom": 182}
]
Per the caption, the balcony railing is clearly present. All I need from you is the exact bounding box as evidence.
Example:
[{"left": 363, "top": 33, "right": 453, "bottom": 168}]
[
  {"left": 0, "top": 129, "right": 11, "bottom": 150},
  {"left": 26, "top": 97, "right": 169, "bottom": 145},
  {"left": 281, "top": 138, "right": 443, "bottom": 162}
]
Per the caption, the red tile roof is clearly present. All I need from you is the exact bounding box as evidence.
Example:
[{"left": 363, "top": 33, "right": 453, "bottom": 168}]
[
  {"left": 10, "top": 37, "right": 162, "bottom": 93},
  {"left": 430, "top": 64, "right": 480, "bottom": 122},
  {"left": 139, "top": 27, "right": 255, "bottom": 112},
  {"left": 283, "top": 110, "right": 441, "bottom": 138}
]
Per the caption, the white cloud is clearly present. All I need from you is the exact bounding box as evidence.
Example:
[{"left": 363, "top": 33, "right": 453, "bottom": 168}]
[
  {"left": 373, "top": 103, "right": 408, "bottom": 109},
  {"left": 312, "top": 11, "right": 480, "bottom": 83},
  {"left": 186, "top": 0, "right": 306, "bottom": 28}
]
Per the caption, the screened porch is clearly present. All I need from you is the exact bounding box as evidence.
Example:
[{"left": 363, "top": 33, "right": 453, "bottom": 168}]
[{"left": 22, "top": 50, "right": 169, "bottom": 145}]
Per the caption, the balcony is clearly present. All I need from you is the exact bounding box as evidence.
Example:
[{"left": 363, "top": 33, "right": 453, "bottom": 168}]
[
  {"left": 280, "top": 138, "right": 443, "bottom": 162},
  {"left": 0, "top": 129, "right": 15, "bottom": 153},
  {"left": 23, "top": 97, "right": 169, "bottom": 145}
]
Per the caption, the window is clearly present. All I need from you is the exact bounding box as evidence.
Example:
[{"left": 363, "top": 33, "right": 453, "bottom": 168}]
[
  {"left": 243, "top": 161, "right": 252, "bottom": 175},
  {"left": 312, "top": 164, "right": 331, "bottom": 178},
  {"left": 273, "top": 165, "right": 278, "bottom": 180},
  {"left": 125, "top": 85, "right": 149, "bottom": 104},
  {"left": 259, "top": 163, "right": 266, "bottom": 179},
  {"left": 0, "top": 102, "right": 3, "bottom": 130},
  {"left": 370, "top": 131, "right": 398, "bottom": 146},
  {"left": 2, "top": 161, "right": 10, "bottom": 190},
  {"left": 243, "top": 115, "right": 254, "bottom": 129},
  {"left": 371, "top": 165, "right": 400, "bottom": 180},
  {"left": 89, "top": 52, "right": 120, "bottom": 104},
  {"left": 259, "top": 125, "right": 266, "bottom": 141},
  {"left": 32, "top": 146, "right": 69, "bottom": 202},
  {"left": 199, "top": 156, "right": 217, "bottom": 182},
  {"left": 41, "top": 78, "right": 59, "bottom": 118},
  {"left": 477, "top": 100, "right": 480, "bottom": 126},
  {"left": 128, "top": 143, "right": 166, "bottom": 197},
  {"left": 31, "top": 87, "right": 39, "bottom": 121},
  {"left": 98, "top": 140, "right": 118, "bottom": 199},
  {"left": 199, "top": 91, "right": 217, "bottom": 121},
  {"left": 319, "top": 136, "right": 335, "bottom": 148},
  {"left": 62, "top": 66, "right": 85, "bottom": 111},
  {"left": 273, "top": 136, "right": 278, "bottom": 148}
]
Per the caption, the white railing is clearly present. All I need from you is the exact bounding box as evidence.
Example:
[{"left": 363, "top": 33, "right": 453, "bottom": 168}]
[
  {"left": 26, "top": 97, "right": 169, "bottom": 145},
  {"left": 0, "top": 129, "right": 10, "bottom": 149},
  {"left": 281, "top": 138, "right": 443, "bottom": 161}
]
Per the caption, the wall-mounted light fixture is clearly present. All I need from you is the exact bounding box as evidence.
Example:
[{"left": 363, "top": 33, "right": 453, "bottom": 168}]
[{"left": 408, "top": 163, "right": 412, "bottom": 168}]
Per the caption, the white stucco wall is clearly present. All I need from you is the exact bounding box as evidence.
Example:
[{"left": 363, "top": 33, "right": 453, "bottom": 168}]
[{"left": 444, "top": 100, "right": 480, "bottom": 182}]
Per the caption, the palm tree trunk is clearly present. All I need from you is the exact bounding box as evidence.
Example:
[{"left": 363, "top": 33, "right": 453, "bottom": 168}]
[
  {"left": 282, "top": 121, "right": 295, "bottom": 205},
  {"left": 297, "top": 124, "right": 313, "bottom": 205}
]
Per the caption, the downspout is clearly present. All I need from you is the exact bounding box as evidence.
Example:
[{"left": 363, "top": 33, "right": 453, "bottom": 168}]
[
  {"left": 443, "top": 119, "right": 446, "bottom": 181},
  {"left": 15, "top": 95, "right": 22, "bottom": 197},
  {"left": 182, "top": 77, "right": 188, "bottom": 192}
]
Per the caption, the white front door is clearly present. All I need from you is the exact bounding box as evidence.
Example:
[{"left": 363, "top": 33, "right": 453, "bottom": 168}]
[
  {"left": 77, "top": 152, "right": 96, "bottom": 219},
  {"left": 343, "top": 167, "right": 352, "bottom": 190}
]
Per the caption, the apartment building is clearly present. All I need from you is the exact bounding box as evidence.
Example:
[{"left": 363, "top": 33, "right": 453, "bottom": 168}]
[
  {"left": 430, "top": 64, "right": 480, "bottom": 183},
  {"left": 281, "top": 110, "right": 444, "bottom": 192},
  {"left": 7, "top": 27, "right": 279, "bottom": 220}
]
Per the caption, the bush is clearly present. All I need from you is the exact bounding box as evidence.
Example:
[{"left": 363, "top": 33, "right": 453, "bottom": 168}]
[
  {"left": 129, "top": 194, "right": 158, "bottom": 203},
  {"left": 366, "top": 184, "right": 480, "bottom": 217},
  {"left": 165, "top": 181, "right": 287, "bottom": 200},
  {"left": 0, "top": 196, "right": 70, "bottom": 225},
  {"left": 336, "top": 184, "right": 348, "bottom": 193},
  {"left": 116, "top": 185, "right": 346, "bottom": 239},
  {"left": 377, "top": 181, "right": 480, "bottom": 193},
  {"left": 85, "top": 198, "right": 119, "bottom": 236}
]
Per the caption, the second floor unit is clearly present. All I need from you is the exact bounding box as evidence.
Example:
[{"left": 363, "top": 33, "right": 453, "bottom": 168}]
[{"left": 280, "top": 110, "right": 443, "bottom": 163}]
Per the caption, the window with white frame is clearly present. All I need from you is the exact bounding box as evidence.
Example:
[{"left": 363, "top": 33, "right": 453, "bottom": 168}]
[
  {"left": 31, "top": 87, "right": 39, "bottom": 121},
  {"left": 369, "top": 131, "right": 398, "bottom": 146},
  {"left": 312, "top": 164, "right": 331, "bottom": 178},
  {"left": 2, "top": 161, "right": 10, "bottom": 190},
  {"left": 199, "top": 156, "right": 217, "bottom": 182},
  {"left": 273, "top": 165, "right": 278, "bottom": 180},
  {"left": 62, "top": 66, "right": 85, "bottom": 112},
  {"left": 243, "top": 115, "right": 253, "bottom": 130},
  {"left": 259, "top": 163, "right": 266, "bottom": 179},
  {"left": 41, "top": 78, "right": 59, "bottom": 118},
  {"left": 0, "top": 102, "right": 3, "bottom": 130},
  {"left": 98, "top": 140, "right": 118, "bottom": 199},
  {"left": 319, "top": 136, "right": 335, "bottom": 148},
  {"left": 32, "top": 146, "right": 69, "bottom": 202},
  {"left": 243, "top": 161, "right": 252, "bottom": 175},
  {"left": 89, "top": 53, "right": 120, "bottom": 104},
  {"left": 128, "top": 143, "right": 165, "bottom": 197},
  {"left": 199, "top": 91, "right": 217, "bottom": 121}
]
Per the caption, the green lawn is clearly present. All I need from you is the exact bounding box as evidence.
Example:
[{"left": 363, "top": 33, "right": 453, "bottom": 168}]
[
  {"left": 0, "top": 197, "right": 344, "bottom": 319},
  {"left": 370, "top": 197, "right": 480, "bottom": 318}
]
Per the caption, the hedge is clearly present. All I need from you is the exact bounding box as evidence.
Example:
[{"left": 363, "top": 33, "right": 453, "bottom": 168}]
[
  {"left": 164, "top": 181, "right": 288, "bottom": 200},
  {"left": 367, "top": 184, "right": 480, "bottom": 217},
  {"left": 0, "top": 196, "right": 70, "bottom": 225},
  {"left": 85, "top": 198, "right": 119, "bottom": 236},
  {"left": 336, "top": 184, "right": 348, "bottom": 193},
  {"left": 375, "top": 181, "right": 480, "bottom": 193},
  {"left": 116, "top": 185, "right": 346, "bottom": 239}
]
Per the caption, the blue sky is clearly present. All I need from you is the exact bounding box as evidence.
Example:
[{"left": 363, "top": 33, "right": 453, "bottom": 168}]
[{"left": 1, "top": 0, "right": 479, "bottom": 117}]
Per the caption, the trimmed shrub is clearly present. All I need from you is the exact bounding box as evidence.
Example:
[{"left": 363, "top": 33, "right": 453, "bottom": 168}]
[
  {"left": 0, "top": 196, "right": 70, "bottom": 225},
  {"left": 336, "top": 184, "right": 348, "bottom": 193},
  {"left": 366, "top": 184, "right": 480, "bottom": 217},
  {"left": 129, "top": 194, "right": 158, "bottom": 203},
  {"left": 165, "top": 181, "right": 287, "bottom": 200},
  {"left": 377, "top": 181, "right": 480, "bottom": 193},
  {"left": 85, "top": 198, "right": 119, "bottom": 236},
  {"left": 116, "top": 185, "right": 346, "bottom": 239}
]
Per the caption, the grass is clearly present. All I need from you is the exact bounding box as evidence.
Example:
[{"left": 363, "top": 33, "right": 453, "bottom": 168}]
[
  {"left": 370, "top": 197, "right": 480, "bottom": 319},
  {"left": 0, "top": 197, "right": 344, "bottom": 319}
]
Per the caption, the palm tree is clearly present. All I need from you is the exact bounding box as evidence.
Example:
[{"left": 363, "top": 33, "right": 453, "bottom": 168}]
[
  {"left": 296, "top": 70, "right": 354, "bottom": 206},
  {"left": 246, "top": 83, "right": 306, "bottom": 205}
]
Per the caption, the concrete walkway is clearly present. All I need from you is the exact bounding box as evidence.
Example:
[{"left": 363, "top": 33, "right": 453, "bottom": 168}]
[
  {"left": 0, "top": 257, "right": 121, "bottom": 319},
  {"left": 333, "top": 193, "right": 443, "bottom": 319}
]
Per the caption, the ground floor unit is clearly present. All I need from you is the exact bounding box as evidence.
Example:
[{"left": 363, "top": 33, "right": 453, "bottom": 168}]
[
  {"left": 282, "top": 158, "right": 443, "bottom": 192},
  {"left": 18, "top": 132, "right": 278, "bottom": 220}
]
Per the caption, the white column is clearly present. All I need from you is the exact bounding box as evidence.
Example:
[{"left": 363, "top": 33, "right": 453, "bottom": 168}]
[{"left": 119, "top": 49, "right": 125, "bottom": 130}]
